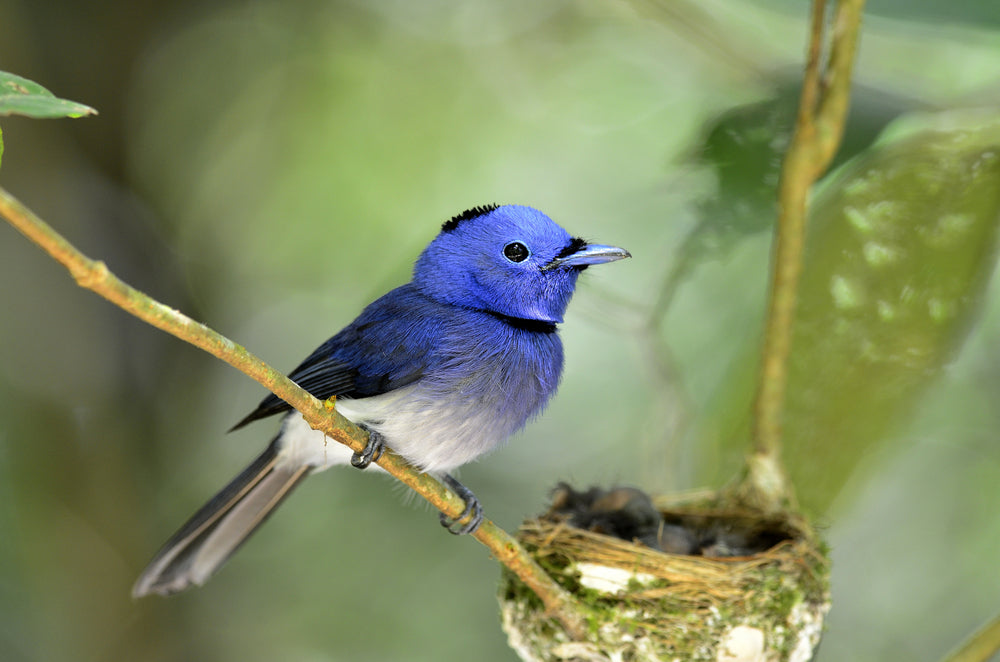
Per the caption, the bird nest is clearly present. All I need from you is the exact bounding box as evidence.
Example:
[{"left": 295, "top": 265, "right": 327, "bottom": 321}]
[{"left": 499, "top": 488, "right": 831, "bottom": 662}]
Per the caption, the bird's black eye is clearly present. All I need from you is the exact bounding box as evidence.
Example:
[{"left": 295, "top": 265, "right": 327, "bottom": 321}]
[{"left": 503, "top": 241, "right": 530, "bottom": 263}]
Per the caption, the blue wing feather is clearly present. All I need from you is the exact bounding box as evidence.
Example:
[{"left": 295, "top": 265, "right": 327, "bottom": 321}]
[{"left": 229, "top": 284, "right": 439, "bottom": 431}]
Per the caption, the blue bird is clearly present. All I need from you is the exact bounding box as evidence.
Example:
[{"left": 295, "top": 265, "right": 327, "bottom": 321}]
[{"left": 133, "top": 204, "right": 630, "bottom": 597}]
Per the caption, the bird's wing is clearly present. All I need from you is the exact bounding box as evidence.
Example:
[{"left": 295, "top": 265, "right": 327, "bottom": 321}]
[
  {"left": 227, "top": 348, "right": 358, "bottom": 431},
  {"left": 229, "top": 285, "right": 439, "bottom": 431}
]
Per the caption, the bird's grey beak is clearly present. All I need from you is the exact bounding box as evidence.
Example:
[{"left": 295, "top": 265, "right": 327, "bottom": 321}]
[{"left": 543, "top": 243, "right": 631, "bottom": 271}]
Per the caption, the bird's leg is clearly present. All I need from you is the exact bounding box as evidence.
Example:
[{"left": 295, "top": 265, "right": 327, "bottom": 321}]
[
  {"left": 350, "top": 426, "right": 385, "bottom": 469},
  {"left": 439, "top": 474, "right": 484, "bottom": 535}
]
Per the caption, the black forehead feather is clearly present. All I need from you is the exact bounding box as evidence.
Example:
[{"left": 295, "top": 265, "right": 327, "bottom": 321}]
[
  {"left": 441, "top": 204, "right": 500, "bottom": 233},
  {"left": 555, "top": 236, "right": 588, "bottom": 260}
]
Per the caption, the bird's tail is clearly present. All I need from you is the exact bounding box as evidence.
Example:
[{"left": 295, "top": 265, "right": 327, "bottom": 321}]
[{"left": 132, "top": 438, "right": 310, "bottom": 597}]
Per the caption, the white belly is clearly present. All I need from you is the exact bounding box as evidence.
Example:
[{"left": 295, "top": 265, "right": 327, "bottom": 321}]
[{"left": 275, "top": 383, "right": 516, "bottom": 475}]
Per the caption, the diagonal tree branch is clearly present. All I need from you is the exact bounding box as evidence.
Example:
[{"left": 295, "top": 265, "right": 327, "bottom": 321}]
[
  {"left": 0, "top": 185, "right": 587, "bottom": 639},
  {"left": 942, "top": 611, "right": 1000, "bottom": 662}
]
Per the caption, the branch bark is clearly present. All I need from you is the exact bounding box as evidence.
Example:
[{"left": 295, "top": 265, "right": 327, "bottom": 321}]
[
  {"left": 748, "top": 0, "right": 866, "bottom": 511},
  {"left": 0, "top": 185, "right": 587, "bottom": 639}
]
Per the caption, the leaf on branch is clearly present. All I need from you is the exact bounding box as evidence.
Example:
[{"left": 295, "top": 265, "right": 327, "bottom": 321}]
[
  {"left": 0, "top": 71, "right": 97, "bottom": 119},
  {"left": 781, "top": 110, "right": 1000, "bottom": 511},
  {"left": 680, "top": 83, "right": 910, "bottom": 286},
  {"left": 703, "top": 110, "right": 1000, "bottom": 514}
]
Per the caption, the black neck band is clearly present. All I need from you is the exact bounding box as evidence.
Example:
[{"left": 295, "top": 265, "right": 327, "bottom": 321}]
[{"left": 486, "top": 311, "right": 558, "bottom": 334}]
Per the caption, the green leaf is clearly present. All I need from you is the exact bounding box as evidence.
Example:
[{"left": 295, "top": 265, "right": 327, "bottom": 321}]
[
  {"left": 0, "top": 71, "right": 96, "bottom": 119},
  {"left": 672, "top": 83, "right": 908, "bottom": 293},
  {"left": 703, "top": 110, "right": 1000, "bottom": 514}
]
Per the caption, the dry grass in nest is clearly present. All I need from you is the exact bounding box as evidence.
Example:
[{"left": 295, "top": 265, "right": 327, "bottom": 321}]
[{"left": 522, "top": 514, "right": 823, "bottom": 607}]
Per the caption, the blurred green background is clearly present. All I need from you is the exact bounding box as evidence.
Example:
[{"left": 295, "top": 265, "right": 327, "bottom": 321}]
[{"left": 2, "top": 1, "right": 999, "bottom": 660}]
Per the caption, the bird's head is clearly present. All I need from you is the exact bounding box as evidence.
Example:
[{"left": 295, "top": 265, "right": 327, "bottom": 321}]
[{"left": 413, "top": 205, "right": 630, "bottom": 323}]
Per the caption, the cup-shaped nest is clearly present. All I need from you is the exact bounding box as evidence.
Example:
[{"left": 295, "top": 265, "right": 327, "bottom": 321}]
[{"left": 499, "top": 487, "right": 830, "bottom": 662}]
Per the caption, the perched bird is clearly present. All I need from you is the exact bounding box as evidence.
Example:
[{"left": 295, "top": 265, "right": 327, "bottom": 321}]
[{"left": 133, "top": 204, "right": 630, "bottom": 597}]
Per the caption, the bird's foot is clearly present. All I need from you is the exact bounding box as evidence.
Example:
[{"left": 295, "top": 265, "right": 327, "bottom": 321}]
[
  {"left": 351, "top": 428, "right": 384, "bottom": 469},
  {"left": 439, "top": 474, "right": 483, "bottom": 535}
]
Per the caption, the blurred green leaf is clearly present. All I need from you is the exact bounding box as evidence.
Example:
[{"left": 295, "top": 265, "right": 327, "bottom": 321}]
[
  {"left": 704, "top": 110, "right": 1000, "bottom": 514},
  {"left": 682, "top": 94, "right": 793, "bottom": 271},
  {"left": 784, "top": 110, "right": 1000, "bottom": 513},
  {"left": 668, "top": 82, "right": 910, "bottom": 299},
  {"left": 0, "top": 71, "right": 96, "bottom": 119}
]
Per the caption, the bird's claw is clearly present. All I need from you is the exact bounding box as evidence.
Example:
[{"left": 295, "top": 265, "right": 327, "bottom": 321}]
[
  {"left": 351, "top": 428, "right": 384, "bottom": 469},
  {"left": 439, "top": 474, "right": 483, "bottom": 535}
]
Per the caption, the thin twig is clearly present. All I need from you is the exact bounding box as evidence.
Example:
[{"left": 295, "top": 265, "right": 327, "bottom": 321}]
[
  {"left": 941, "top": 612, "right": 1000, "bottom": 662},
  {"left": 749, "top": 0, "right": 866, "bottom": 510},
  {"left": 0, "top": 185, "right": 587, "bottom": 639}
]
